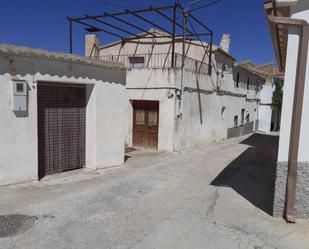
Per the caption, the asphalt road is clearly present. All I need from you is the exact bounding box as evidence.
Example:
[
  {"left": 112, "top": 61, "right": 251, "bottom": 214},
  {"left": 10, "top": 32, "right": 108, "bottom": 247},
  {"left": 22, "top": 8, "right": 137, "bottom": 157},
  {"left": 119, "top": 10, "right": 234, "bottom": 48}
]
[{"left": 0, "top": 133, "right": 308, "bottom": 249}]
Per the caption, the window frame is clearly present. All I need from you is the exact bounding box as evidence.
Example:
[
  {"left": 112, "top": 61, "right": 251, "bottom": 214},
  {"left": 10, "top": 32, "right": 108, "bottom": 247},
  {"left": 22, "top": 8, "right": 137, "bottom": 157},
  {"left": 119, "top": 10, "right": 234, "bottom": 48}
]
[
  {"left": 234, "top": 115, "right": 238, "bottom": 127},
  {"left": 129, "top": 56, "right": 145, "bottom": 69}
]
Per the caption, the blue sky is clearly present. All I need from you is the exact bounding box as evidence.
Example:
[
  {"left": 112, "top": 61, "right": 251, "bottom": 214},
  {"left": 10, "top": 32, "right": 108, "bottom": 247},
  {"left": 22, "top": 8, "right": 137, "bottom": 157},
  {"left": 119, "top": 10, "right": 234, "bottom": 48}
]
[{"left": 0, "top": 0, "right": 274, "bottom": 65}]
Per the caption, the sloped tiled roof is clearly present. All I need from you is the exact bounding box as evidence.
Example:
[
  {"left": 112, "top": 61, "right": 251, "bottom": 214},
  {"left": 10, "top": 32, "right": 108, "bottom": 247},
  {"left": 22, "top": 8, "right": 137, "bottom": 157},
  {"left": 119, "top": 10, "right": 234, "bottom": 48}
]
[
  {"left": 0, "top": 44, "right": 126, "bottom": 69},
  {"left": 264, "top": 1, "right": 294, "bottom": 71},
  {"left": 238, "top": 60, "right": 284, "bottom": 80}
]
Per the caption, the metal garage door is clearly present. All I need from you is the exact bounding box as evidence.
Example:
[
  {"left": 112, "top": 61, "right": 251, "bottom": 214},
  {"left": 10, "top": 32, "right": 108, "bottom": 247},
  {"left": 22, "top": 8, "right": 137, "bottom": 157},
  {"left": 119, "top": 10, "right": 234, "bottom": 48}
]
[{"left": 38, "top": 83, "right": 86, "bottom": 179}]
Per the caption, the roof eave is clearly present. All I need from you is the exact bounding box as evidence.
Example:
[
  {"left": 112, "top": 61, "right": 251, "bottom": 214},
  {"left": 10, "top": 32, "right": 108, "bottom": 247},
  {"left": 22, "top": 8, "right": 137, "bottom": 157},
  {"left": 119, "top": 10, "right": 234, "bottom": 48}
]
[
  {"left": 264, "top": 2, "right": 292, "bottom": 72},
  {"left": 264, "top": 0, "right": 297, "bottom": 10},
  {"left": 214, "top": 48, "right": 236, "bottom": 61}
]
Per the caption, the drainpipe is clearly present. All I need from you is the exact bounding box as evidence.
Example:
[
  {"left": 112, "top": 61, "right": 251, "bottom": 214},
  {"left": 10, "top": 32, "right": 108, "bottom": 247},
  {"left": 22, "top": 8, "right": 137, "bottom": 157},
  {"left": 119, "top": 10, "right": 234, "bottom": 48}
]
[{"left": 267, "top": 12, "right": 309, "bottom": 222}]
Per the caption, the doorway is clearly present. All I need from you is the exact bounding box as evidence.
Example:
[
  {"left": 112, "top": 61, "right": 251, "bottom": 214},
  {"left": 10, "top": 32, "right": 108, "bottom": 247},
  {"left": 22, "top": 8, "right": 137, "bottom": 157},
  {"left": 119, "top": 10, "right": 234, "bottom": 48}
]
[
  {"left": 37, "top": 83, "right": 86, "bottom": 179},
  {"left": 133, "top": 100, "right": 159, "bottom": 149}
]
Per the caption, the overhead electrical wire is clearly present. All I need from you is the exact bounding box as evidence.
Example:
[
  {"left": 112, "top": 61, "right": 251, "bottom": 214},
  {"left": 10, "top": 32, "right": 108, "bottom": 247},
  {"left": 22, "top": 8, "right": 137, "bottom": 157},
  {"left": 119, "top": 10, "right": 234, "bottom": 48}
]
[
  {"left": 187, "top": 17, "right": 218, "bottom": 74},
  {"left": 95, "top": 0, "right": 132, "bottom": 9},
  {"left": 188, "top": 0, "right": 225, "bottom": 13}
]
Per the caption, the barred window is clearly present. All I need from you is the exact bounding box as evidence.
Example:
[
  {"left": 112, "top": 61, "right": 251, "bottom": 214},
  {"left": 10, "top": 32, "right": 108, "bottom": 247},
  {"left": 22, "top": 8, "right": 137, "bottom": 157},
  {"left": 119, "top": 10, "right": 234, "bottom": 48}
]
[{"left": 129, "top": 56, "right": 145, "bottom": 68}]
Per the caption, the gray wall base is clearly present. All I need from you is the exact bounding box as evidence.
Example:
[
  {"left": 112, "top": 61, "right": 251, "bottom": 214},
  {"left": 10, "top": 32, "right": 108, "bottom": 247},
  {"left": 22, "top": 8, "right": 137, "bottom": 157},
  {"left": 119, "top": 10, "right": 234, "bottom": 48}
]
[
  {"left": 227, "top": 121, "right": 255, "bottom": 139},
  {"left": 274, "top": 162, "right": 309, "bottom": 218}
]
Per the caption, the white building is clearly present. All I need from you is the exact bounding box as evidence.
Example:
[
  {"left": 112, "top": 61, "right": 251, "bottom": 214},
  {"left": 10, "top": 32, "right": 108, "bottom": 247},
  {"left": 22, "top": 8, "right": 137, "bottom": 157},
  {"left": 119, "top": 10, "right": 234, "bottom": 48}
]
[
  {"left": 238, "top": 61, "right": 283, "bottom": 134},
  {"left": 0, "top": 44, "right": 126, "bottom": 186},
  {"left": 88, "top": 29, "right": 265, "bottom": 151},
  {"left": 259, "top": 78, "right": 276, "bottom": 133},
  {"left": 265, "top": 0, "right": 309, "bottom": 219}
]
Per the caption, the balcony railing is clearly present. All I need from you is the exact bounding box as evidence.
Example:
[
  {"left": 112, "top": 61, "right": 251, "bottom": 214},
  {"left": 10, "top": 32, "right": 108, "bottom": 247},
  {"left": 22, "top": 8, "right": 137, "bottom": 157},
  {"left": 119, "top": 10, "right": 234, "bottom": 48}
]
[{"left": 97, "top": 53, "right": 209, "bottom": 74}]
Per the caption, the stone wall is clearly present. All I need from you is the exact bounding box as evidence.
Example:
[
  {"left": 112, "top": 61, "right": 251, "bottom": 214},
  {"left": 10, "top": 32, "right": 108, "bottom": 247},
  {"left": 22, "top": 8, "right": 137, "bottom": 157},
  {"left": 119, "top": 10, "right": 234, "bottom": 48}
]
[{"left": 273, "top": 162, "right": 309, "bottom": 218}]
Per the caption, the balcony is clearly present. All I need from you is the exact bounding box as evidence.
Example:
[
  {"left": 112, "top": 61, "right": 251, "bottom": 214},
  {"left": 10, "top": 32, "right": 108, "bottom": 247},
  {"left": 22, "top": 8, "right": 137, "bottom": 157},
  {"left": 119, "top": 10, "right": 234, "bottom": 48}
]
[{"left": 98, "top": 53, "right": 210, "bottom": 75}]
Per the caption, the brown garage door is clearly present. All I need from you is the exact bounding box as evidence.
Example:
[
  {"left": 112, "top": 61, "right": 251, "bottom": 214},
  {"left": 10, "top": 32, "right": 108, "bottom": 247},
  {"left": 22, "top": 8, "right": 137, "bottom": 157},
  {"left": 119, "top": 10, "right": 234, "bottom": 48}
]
[
  {"left": 38, "top": 83, "right": 86, "bottom": 179},
  {"left": 133, "top": 100, "right": 159, "bottom": 149}
]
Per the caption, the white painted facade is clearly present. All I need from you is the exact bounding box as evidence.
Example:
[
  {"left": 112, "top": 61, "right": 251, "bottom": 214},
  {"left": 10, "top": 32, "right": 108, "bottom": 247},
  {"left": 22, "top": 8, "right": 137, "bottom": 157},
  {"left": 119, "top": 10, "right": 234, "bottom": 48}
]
[
  {"left": 258, "top": 79, "right": 275, "bottom": 133},
  {"left": 277, "top": 0, "right": 309, "bottom": 162},
  {"left": 0, "top": 45, "right": 126, "bottom": 185},
  {"left": 264, "top": 0, "right": 309, "bottom": 217},
  {"left": 94, "top": 31, "right": 264, "bottom": 151}
]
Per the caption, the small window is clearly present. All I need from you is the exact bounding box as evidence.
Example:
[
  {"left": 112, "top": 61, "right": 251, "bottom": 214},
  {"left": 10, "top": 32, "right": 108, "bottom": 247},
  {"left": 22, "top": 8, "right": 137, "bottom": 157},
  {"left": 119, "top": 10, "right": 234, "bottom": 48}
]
[
  {"left": 221, "top": 106, "right": 226, "bottom": 116},
  {"left": 247, "top": 78, "right": 250, "bottom": 90},
  {"left": 241, "top": 109, "right": 245, "bottom": 125},
  {"left": 236, "top": 72, "right": 240, "bottom": 88},
  {"left": 234, "top": 115, "right": 238, "bottom": 127},
  {"left": 129, "top": 56, "right": 145, "bottom": 68},
  {"left": 246, "top": 113, "right": 250, "bottom": 123}
]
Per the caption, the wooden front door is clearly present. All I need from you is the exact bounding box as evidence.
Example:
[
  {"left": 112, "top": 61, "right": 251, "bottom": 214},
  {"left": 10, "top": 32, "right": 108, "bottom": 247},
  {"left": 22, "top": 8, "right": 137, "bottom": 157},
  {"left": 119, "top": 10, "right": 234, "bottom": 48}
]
[{"left": 133, "top": 100, "right": 159, "bottom": 149}]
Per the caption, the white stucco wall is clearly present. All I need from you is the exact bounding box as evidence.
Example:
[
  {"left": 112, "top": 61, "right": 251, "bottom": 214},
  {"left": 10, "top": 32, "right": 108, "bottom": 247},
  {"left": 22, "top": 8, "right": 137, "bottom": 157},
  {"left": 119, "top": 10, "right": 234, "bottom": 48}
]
[
  {"left": 125, "top": 69, "right": 176, "bottom": 151},
  {"left": 260, "top": 80, "right": 274, "bottom": 104},
  {"left": 99, "top": 36, "right": 262, "bottom": 151},
  {"left": 258, "top": 80, "right": 275, "bottom": 133},
  {"left": 173, "top": 69, "right": 259, "bottom": 150},
  {"left": 278, "top": 0, "right": 309, "bottom": 162},
  {"left": 0, "top": 53, "right": 126, "bottom": 185},
  {"left": 259, "top": 105, "right": 273, "bottom": 133},
  {"left": 173, "top": 51, "right": 260, "bottom": 150}
]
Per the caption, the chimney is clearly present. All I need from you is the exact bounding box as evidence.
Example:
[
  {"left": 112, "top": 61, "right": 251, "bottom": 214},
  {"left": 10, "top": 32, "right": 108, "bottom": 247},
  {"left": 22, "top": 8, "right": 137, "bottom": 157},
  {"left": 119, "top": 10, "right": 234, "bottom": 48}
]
[
  {"left": 85, "top": 34, "right": 100, "bottom": 58},
  {"left": 219, "top": 34, "right": 231, "bottom": 53}
]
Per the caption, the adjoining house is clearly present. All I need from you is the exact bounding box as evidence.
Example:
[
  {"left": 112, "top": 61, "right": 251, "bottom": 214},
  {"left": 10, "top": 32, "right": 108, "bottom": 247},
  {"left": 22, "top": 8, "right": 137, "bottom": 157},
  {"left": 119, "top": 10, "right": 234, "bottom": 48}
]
[
  {"left": 256, "top": 63, "right": 284, "bottom": 132},
  {"left": 86, "top": 29, "right": 265, "bottom": 151},
  {"left": 0, "top": 44, "right": 126, "bottom": 186},
  {"left": 238, "top": 61, "right": 284, "bottom": 134},
  {"left": 265, "top": 0, "right": 309, "bottom": 220}
]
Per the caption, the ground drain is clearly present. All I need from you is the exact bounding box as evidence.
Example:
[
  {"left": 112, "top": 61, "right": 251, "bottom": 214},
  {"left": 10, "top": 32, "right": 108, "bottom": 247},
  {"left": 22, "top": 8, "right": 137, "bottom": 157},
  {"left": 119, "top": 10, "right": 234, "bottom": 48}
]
[{"left": 0, "top": 214, "right": 38, "bottom": 238}]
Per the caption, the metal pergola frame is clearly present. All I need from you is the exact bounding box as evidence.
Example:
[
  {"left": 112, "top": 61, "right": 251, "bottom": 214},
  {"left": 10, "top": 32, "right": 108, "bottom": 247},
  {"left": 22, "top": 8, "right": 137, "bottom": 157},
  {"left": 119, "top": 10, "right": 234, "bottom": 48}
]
[{"left": 67, "top": 3, "right": 213, "bottom": 73}]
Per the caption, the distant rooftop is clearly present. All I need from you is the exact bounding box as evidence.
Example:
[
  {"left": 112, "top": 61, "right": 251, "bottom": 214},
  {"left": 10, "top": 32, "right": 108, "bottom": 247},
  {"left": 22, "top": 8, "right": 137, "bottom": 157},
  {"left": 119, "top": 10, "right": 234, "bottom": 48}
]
[{"left": 238, "top": 60, "right": 284, "bottom": 80}]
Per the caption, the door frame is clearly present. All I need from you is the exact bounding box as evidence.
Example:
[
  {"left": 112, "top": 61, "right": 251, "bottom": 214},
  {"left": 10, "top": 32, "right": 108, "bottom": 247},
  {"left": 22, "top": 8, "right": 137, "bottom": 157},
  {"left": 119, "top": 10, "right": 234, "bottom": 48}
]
[
  {"left": 37, "top": 82, "right": 86, "bottom": 179},
  {"left": 132, "top": 100, "right": 160, "bottom": 150}
]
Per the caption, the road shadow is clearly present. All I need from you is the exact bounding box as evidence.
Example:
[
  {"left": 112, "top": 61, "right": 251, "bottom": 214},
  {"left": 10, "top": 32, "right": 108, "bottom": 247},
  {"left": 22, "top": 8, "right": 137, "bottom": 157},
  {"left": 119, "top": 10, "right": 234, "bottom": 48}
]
[{"left": 211, "top": 133, "right": 279, "bottom": 216}]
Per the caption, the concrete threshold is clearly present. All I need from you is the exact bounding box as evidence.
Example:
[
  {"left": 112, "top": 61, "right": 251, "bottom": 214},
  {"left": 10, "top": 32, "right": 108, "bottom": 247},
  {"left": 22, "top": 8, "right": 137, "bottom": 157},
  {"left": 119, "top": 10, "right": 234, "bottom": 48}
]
[{"left": 39, "top": 168, "right": 101, "bottom": 186}]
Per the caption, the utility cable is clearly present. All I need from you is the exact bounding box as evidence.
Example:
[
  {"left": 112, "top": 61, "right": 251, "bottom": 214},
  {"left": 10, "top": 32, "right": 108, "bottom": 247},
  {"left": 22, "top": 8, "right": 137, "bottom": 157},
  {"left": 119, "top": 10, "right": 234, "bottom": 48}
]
[
  {"left": 187, "top": 17, "right": 218, "bottom": 74},
  {"left": 95, "top": 0, "right": 132, "bottom": 9},
  {"left": 188, "top": 0, "right": 225, "bottom": 13}
]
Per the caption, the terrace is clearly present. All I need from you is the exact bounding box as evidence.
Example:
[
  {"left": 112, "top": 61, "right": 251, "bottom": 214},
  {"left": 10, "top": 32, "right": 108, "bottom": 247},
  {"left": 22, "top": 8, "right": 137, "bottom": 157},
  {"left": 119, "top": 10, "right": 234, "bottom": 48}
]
[
  {"left": 98, "top": 52, "right": 210, "bottom": 74},
  {"left": 68, "top": 3, "right": 213, "bottom": 76}
]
